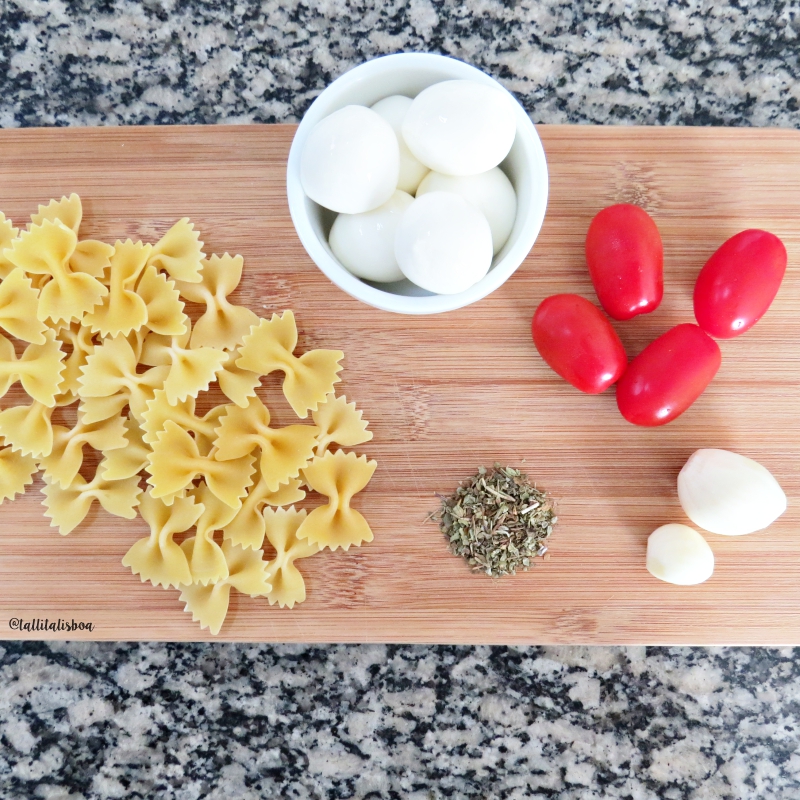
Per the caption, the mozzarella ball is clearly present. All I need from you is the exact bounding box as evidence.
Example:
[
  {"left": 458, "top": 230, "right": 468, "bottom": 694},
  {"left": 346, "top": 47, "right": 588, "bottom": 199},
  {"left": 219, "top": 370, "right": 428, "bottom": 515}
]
[
  {"left": 394, "top": 191, "right": 493, "bottom": 295},
  {"left": 300, "top": 105, "right": 399, "bottom": 214},
  {"left": 329, "top": 190, "right": 413, "bottom": 283},
  {"left": 370, "top": 95, "right": 429, "bottom": 195},
  {"left": 402, "top": 80, "right": 517, "bottom": 176},
  {"left": 416, "top": 168, "right": 517, "bottom": 255},
  {"left": 678, "top": 449, "right": 787, "bottom": 536},
  {"left": 646, "top": 524, "right": 715, "bottom": 586}
]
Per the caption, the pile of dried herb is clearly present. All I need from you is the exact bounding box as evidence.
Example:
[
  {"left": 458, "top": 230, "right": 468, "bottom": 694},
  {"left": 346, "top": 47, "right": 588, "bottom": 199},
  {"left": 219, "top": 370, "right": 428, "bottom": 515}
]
[{"left": 431, "top": 464, "right": 557, "bottom": 577}]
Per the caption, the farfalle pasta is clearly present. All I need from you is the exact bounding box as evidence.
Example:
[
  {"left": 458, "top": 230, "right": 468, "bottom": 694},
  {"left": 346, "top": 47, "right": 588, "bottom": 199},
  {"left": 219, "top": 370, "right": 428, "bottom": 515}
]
[
  {"left": 0, "top": 195, "right": 377, "bottom": 635},
  {"left": 122, "top": 494, "right": 203, "bottom": 589},
  {"left": 179, "top": 539, "right": 272, "bottom": 635},
  {"left": 237, "top": 310, "right": 344, "bottom": 418},
  {"left": 175, "top": 254, "right": 258, "bottom": 350},
  {"left": 213, "top": 396, "right": 319, "bottom": 491},
  {"left": 263, "top": 507, "right": 321, "bottom": 609},
  {"left": 297, "top": 451, "right": 377, "bottom": 550}
]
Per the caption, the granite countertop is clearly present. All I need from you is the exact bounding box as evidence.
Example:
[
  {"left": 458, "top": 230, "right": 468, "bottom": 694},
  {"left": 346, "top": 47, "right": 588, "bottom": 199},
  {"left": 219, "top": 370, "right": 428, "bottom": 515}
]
[{"left": 2, "top": 1, "right": 800, "bottom": 798}]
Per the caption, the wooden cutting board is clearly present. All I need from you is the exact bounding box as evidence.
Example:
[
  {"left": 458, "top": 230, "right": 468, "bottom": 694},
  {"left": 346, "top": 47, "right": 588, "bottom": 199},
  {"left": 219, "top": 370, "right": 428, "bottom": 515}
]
[{"left": 0, "top": 123, "right": 798, "bottom": 644}]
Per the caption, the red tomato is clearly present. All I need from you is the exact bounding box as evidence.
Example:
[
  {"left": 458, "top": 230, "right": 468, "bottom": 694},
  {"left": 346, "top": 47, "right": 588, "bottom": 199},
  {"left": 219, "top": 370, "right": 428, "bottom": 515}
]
[
  {"left": 616, "top": 324, "right": 721, "bottom": 426},
  {"left": 532, "top": 294, "right": 628, "bottom": 394},
  {"left": 694, "top": 229, "right": 787, "bottom": 338},
  {"left": 585, "top": 204, "right": 664, "bottom": 321}
]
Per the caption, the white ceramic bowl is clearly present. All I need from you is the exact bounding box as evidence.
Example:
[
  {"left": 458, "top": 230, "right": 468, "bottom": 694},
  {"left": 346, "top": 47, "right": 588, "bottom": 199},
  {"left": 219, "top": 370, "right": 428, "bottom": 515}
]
[{"left": 286, "top": 52, "right": 549, "bottom": 315}]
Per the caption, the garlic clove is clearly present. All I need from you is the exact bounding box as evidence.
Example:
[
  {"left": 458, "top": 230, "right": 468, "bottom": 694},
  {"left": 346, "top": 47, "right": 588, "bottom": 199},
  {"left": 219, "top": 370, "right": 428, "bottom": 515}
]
[
  {"left": 678, "top": 449, "right": 787, "bottom": 536},
  {"left": 646, "top": 523, "right": 714, "bottom": 586}
]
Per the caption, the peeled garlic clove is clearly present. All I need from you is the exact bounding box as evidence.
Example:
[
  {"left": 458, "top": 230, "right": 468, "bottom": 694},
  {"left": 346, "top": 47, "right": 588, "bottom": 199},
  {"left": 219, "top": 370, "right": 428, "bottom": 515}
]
[
  {"left": 678, "top": 448, "right": 787, "bottom": 536},
  {"left": 646, "top": 524, "right": 714, "bottom": 586}
]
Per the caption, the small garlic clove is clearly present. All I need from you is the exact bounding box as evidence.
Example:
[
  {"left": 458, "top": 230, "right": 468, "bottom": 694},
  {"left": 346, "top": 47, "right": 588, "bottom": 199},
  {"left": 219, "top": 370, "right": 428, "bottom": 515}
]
[
  {"left": 646, "top": 523, "right": 714, "bottom": 586},
  {"left": 678, "top": 449, "right": 787, "bottom": 536}
]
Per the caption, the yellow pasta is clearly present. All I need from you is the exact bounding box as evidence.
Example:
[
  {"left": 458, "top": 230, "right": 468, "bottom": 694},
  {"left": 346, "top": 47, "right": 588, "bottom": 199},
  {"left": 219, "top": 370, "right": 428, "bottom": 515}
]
[
  {"left": 140, "top": 329, "right": 227, "bottom": 405},
  {"left": 0, "top": 194, "right": 378, "bottom": 635},
  {"left": 147, "top": 218, "right": 204, "bottom": 283},
  {"left": 296, "top": 451, "right": 377, "bottom": 551},
  {"left": 312, "top": 394, "right": 373, "bottom": 455},
  {"left": 40, "top": 412, "right": 127, "bottom": 488},
  {"left": 213, "top": 396, "right": 319, "bottom": 491},
  {"left": 223, "top": 474, "right": 306, "bottom": 550},
  {"left": 263, "top": 507, "right": 321, "bottom": 608},
  {"left": 0, "top": 269, "right": 48, "bottom": 344},
  {"left": 83, "top": 240, "right": 150, "bottom": 337},
  {"left": 0, "top": 212, "right": 19, "bottom": 279},
  {"left": 5, "top": 219, "right": 109, "bottom": 324},
  {"left": 136, "top": 265, "right": 187, "bottom": 336},
  {"left": 147, "top": 420, "right": 255, "bottom": 509},
  {"left": 99, "top": 417, "right": 150, "bottom": 481},
  {"left": 217, "top": 348, "right": 260, "bottom": 408},
  {"left": 0, "top": 444, "right": 38, "bottom": 504},
  {"left": 0, "top": 399, "right": 55, "bottom": 458},
  {"left": 122, "top": 493, "right": 203, "bottom": 588},
  {"left": 181, "top": 482, "right": 237, "bottom": 585},
  {"left": 0, "top": 329, "right": 66, "bottom": 407},
  {"left": 42, "top": 470, "right": 142, "bottom": 535},
  {"left": 236, "top": 310, "right": 344, "bottom": 418},
  {"left": 53, "top": 321, "right": 96, "bottom": 402},
  {"left": 141, "top": 389, "right": 218, "bottom": 446},
  {"left": 178, "top": 539, "right": 272, "bottom": 635},
  {"left": 77, "top": 334, "right": 169, "bottom": 422},
  {"left": 175, "top": 254, "right": 259, "bottom": 350}
]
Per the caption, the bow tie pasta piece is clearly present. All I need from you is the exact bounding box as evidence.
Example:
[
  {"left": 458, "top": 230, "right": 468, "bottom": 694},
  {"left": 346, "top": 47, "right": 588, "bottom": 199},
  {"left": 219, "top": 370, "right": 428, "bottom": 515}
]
[
  {"left": 0, "top": 330, "right": 66, "bottom": 407},
  {"left": 175, "top": 254, "right": 259, "bottom": 350},
  {"left": 0, "top": 269, "right": 48, "bottom": 344},
  {"left": 29, "top": 196, "right": 115, "bottom": 280},
  {"left": 147, "top": 218, "right": 204, "bottom": 284},
  {"left": 263, "top": 507, "right": 321, "bottom": 609},
  {"left": 42, "top": 470, "right": 142, "bottom": 535},
  {"left": 0, "top": 399, "right": 55, "bottom": 458},
  {"left": 100, "top": 417, "right": 150, "bottom": 481},
  {"left": 0, "top": 212, "right": 19, "bottom": 279},
  {"left": 4, "top": 219, "right": 109, "bottom": 324},
  {"left": 77, "top": 333, "right": 169, "bottom": 422},
  {"left": 182, "top": 482, "right": 238, "bottom": 585},
  {"left": 0, "top": 443, "right": 38, "bottom": 503},
  {"left": 223, "top": 474, "right": 306, "bottom": 550},
  {"left": 40, "top": 412, "right": 127, "bottom": 488},
  {"left": 297, "top": 450, "right": 377, "bottom": 551},
  {"left": 79, "top": 394, "right": 130, "bottom": 426},
  {"left": 121, "top": 493, "right": 203, "bottom": 589},
  {"left": 178, "top": 539, "right": 272, "bottom": 635},
  {"left": 148, "top": 420, "right": 255, "bottom": 509},
  {"left": 140, "top": 329, "right": 227, "bottom": 405},
  {"left": 136, "top": 265, "right": 187, "bottom": 337},
  {"left": 312, "top": 394, "right": 373, "bottom": 456},
  {"left": 83, "top": 240, "right": 150, "bottom": 337},
  {"left": 141, "top": 389, "right": 218, "bottom": 447},
  {"left": 217, "top": 349, "right": 260, "bottom": 409},
  {"left": 236, "top": 310, "right": 344, "bottom": 418},
  {"left": 213, "top": 396, "right": 319, "bottom": 491}
]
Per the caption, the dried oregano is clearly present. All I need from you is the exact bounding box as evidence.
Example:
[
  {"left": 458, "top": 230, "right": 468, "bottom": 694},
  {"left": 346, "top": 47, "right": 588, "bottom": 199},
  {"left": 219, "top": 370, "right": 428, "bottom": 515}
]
[{"left": 430, "top": 464, "right": 557, "bottom": 577}]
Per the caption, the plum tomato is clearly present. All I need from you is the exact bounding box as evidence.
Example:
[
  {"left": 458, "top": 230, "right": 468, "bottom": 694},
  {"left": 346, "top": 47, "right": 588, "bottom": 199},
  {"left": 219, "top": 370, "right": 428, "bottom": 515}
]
[
  {"left": 616, "top": 323, "right": 721, "bottom": 426},
  {"left": 532, "top": 294, "right": 628, "bottom": 394},
  {"left": 585, "top": 204, "right": 664, "bottom": 321},
  {"left": 694, "top": 229, "right": 787, "bottom": 338}
]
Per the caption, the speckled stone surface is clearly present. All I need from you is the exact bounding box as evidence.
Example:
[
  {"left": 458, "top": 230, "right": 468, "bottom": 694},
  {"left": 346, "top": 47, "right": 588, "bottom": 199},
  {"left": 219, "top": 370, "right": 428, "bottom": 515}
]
[{"left": 2, "top": 1, "right": 800, "bottom": 798}]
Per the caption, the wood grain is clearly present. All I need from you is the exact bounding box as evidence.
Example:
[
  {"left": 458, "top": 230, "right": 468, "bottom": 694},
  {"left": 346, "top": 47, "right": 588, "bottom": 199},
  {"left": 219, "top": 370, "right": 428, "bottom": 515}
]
[{"left": 0, "top": 123, "right": 799, "bottom": 644}]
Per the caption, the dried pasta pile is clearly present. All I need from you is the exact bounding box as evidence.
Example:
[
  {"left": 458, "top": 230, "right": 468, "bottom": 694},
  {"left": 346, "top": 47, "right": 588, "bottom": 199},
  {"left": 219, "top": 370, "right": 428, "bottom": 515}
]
[{"left": 0, "top": 194, "right": 377, "bottom": 634}]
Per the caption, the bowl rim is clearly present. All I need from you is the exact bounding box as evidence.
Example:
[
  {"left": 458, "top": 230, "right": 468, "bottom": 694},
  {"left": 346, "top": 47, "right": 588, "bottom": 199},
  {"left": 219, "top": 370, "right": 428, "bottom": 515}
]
[{"left": 286, "top": 52, "right": 549, "bottom": 315}]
